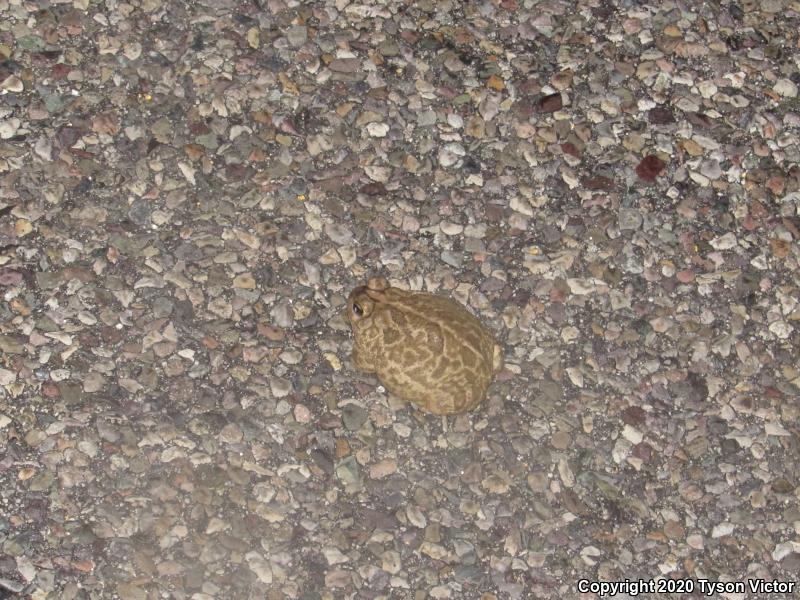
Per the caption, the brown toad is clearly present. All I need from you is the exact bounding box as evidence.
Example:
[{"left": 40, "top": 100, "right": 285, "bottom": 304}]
[{"left": 346, "top": 277, "right": 503, "bottom": 415}]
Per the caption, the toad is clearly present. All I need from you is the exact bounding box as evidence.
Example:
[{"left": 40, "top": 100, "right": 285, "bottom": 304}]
[{"left": 347, "top": 278, "right": 503, "bottom": 415}]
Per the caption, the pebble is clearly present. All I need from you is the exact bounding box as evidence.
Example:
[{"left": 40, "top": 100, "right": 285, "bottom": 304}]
[
  {"left": 382, "top": 551, "right": 402, "bottom": 574},
  {"left": 710, "top": 232, "right": 738, "bottom": 250},
  {"left": 711, "top": 523, "right": 735, "bottom": 538},
  {"left": 366, "top": 122, "right": 389, "bottom": 137},
  {"left": 341, "top": 404, "right": 368, "bottom": 431},
  {"left": 335, "top": 457, "right": 362, "bottom": 490},
  {"left": 286, "top": 26, "right": 308, "bottom": 48},
  {"left": 774, "top": 79, "right": 798, "bottom": 98},
  {"left": 0, "top": 118, "right": 21, "bottom": 139},
  {"left": 1, "top": 74, "right": 23, "bottom": 92},
  {"left": 369, "top": 458, "right": 397, "bottom": 479},
  {"left": 618, "top": 208, "right": 643, "bottom": 231},
  {"left": 329, "top": 58, "right": 361, "bottom": 73}
]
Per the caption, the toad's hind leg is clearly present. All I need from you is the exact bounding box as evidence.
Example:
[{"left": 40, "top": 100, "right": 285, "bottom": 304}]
[{"left": 425, "top": 381, "right": 482, "bottom": 415}]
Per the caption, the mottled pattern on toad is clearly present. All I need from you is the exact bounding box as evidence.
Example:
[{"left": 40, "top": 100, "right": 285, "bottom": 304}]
[{"left": 347, "top": 278, "right": 503, "bottom": 415}]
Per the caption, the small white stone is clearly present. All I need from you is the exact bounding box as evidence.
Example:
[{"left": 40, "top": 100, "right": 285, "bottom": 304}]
[
  {"left": 774, "top": 78, "right": 798, "bottom": 98},
  {"left": 697, "top": 80, "right": 717, "bottom": 98},
  {"left": 364, "top": 165, "right": 391, "bottom": 182},
  {"left": 0, "top": 118, "right": 21, "bottom": 139},
  {"left": 510, "top": 195, "right": 534, "bottom": 216},
  {"left": 16, "top": 556, "right": 36, "bottom": 582},
  {"left": 566, "top": 367, "right": 584, "bottom": 388},
  {"left": 366, "top": 122, "right": 389, "bottom": 137},
  {"left": 465, "top": 173, "right": 483, "bottom": 186},
  {"left": 123, "top": 41, "right": 142, "bottom": 60},
  {"left": 765, "top": 421, "right": 791, "bottom": 436},
  {"left": 406, "top": 505, "right": 427, "bottom": 528},
  {"left": 711, "top": 522, "right": 734, "bottom": 538},
  {"left": 772, "top": 541, "right": 800, "bottom": 561},
  {"left": 560, "top": 326, "right": 579, "bottom": 342},
  {"left": 0, "top": 368, "right": 16, "bottom": 385},
  {"left": 439, "top": 221, "right": 463, "bottom": 235},
  {"left": 382, "top": 550, "right": 401, "bottom": 574},
  {"left": 323, "top": 547, "right": 349, "bottom": 565},
  {"left": 768, "top": 320, "right": 792, "bottom": 339},
  {"left": 245, "top": 551, "right": 273, "bottom": 584},
  {"left": 622, "top": 424, "right": 643, "bottom": 445},
  {"left": 689, "top": 171, "right": 710, "bottom": 187},
  {"left": 693, "top": 134, "right": 721, "bottom": 150},
  {"left": 686, "top": 534, "right": 704, "bottom": 550},
  {"left": 437, "top": 143, "right": 465, "bottom": 168},
  {"left": 1, "top": 74, "right": 23, "bottom": 93},
  {"left": 419, "top": 542, "right": 449, "bottom": 560},
  {"left": 710, "top": 231, "right": 737, "bottom": 250},
  {"left": 438, "top": 148, "right": 457, "bottom": 167},
  {"left": 447, "top": 113, "right": 463, "bottom": 128},
  {"left": 393, "top": 422, "right": 411, "bottom": 438},
  {"left": 125, "top": 125, "right": 144, "bottom": 140},
  {"left": 580, "top": 545, "right": 602, "bottom": 566},
  {"left": 612, "top": 438, "right": 632, "bottom": 464},
  {"left": 567, "top": 278, "right": 600, "bottom": 295}
]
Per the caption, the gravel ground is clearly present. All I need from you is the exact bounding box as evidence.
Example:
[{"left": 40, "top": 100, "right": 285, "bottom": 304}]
[{"left": 1, "top": 0, "right": 799, "bottom": 599}]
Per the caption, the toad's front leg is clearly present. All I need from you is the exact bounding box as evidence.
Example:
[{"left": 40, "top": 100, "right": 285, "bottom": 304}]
[{"left": 352, "top": 344, "right": 376, "bottom": 374}]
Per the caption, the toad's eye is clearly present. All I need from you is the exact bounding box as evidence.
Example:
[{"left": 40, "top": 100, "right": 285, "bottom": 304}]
[{"left": 352, "top": 303, "right": 363, "bottom": 316}]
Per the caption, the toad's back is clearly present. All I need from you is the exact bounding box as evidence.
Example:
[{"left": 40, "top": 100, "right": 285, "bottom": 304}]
[{"left": 373, "top": 288, "right": 502, "bottom": 414}]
